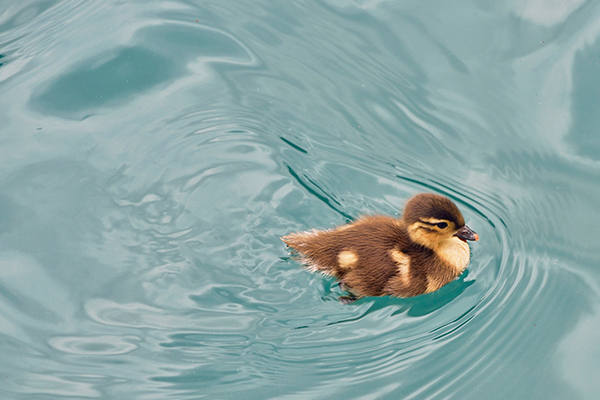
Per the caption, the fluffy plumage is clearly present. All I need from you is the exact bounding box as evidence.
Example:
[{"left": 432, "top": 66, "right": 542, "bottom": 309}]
[{"left": 282, "top": 193, "right": 478, "bottom": 303}]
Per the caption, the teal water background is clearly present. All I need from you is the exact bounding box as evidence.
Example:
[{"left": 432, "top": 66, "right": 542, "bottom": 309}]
[{"left": 1, "top": 1, "right": 600, "bottom": 399}]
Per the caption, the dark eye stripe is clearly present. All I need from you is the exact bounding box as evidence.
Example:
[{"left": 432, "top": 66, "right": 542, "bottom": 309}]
[
  {"left": 418, "top": 219, "right": 449, "bottom": 226},
  {"left": 418, "top": 219, "right": 449, "bottom": 230}
]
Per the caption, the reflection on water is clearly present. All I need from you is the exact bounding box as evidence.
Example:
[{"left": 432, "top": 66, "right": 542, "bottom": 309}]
[
  {"left": 558, "top": 305, "right": 600, "bottom": 399},
  {"left": 32, "top": 47, "right": 176, "bottom": 118},
  {"left": 1, "top": 0, "right": 600, "bottom": 399}
]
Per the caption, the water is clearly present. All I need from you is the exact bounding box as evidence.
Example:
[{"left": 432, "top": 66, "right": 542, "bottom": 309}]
[{"left": 1, "top": 1, "right": 599, "bottom": 399}]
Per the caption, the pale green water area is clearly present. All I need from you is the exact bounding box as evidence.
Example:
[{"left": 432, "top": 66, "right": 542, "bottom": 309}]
[{"left": 1, "top": 1, "right": 600, "bottom": 399}]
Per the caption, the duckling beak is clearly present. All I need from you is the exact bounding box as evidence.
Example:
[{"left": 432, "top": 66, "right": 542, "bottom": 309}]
[{"left": 454, "top": 225, "right": 479, "bottom": 242}]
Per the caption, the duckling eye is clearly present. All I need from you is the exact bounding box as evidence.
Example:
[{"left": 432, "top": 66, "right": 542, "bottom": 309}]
[{"left": 436, "top": 222, "right": 448, "bottom": 229}]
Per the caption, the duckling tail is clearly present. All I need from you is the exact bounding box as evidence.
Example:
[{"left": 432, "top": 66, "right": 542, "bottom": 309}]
[
  {"left": 280, "top": 230, "right": 319, "bottom": 252},
  {"left": 281, "top": 230, "right": 340, "bottom": 276}
]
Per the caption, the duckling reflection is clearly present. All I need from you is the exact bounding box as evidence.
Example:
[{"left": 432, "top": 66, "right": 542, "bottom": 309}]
[{"left": 282, "top": 193, "right": 479, "bottom": 303}]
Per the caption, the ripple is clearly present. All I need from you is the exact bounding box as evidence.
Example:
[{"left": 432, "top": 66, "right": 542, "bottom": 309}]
[
  {"left": 85, "top": 298, "right": 256, "bottom": 332},
  {"left": 9, "top": 373, "right": 101, "bottom": 398},
  {"left": 48, "top": 335, "right": 139, "bottom": 355}
]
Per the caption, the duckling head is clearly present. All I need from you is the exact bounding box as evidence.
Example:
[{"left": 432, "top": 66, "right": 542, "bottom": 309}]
[{"left": 403, "top": 193, "right": 479, "bottom": 249}]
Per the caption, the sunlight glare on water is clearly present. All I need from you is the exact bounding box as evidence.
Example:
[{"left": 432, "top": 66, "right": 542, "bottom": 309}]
[{"left": 1, "top": 0, "right": 600, "bottom": 399}]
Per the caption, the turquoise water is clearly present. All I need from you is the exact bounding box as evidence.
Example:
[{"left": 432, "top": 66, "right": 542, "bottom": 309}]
[{"left": 1, "top": 1, "right": 600, "bottom": 398}]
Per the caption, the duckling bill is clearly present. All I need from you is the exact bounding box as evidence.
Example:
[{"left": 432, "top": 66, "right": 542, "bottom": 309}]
[{"left": 281, "top": 193, "right": 478, "bottom": 303}]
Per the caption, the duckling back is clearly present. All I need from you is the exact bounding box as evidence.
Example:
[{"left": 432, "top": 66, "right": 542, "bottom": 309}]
[{"left": 282, "top": 216, "right": 416, "bottom": 296}]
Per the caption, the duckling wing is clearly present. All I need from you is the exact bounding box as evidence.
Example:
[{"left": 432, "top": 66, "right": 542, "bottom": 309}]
[{"left": 282, "top": 216, "right": 413, "bottom": 296}]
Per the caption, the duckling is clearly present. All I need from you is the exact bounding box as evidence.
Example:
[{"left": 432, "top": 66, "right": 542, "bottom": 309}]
[{"left": 282, "top": 193, "right": 478, "bottom": 303}]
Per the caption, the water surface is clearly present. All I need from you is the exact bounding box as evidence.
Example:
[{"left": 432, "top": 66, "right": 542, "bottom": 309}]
[{"left": 1, "top": 1, "right": 600, "bottom": 399}]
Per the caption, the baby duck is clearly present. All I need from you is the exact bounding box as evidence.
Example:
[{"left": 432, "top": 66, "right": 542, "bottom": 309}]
[{"left": 282, "top": 193, "right": 478, "bottom": 303}]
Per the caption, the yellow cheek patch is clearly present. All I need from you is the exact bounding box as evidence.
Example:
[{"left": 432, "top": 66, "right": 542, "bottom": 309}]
[
  {"left": 407, "top": 223, "right": 435, "bottom": 247},
  {"left": 338, "top": 251, "right": 358, "bottom": 269}
]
